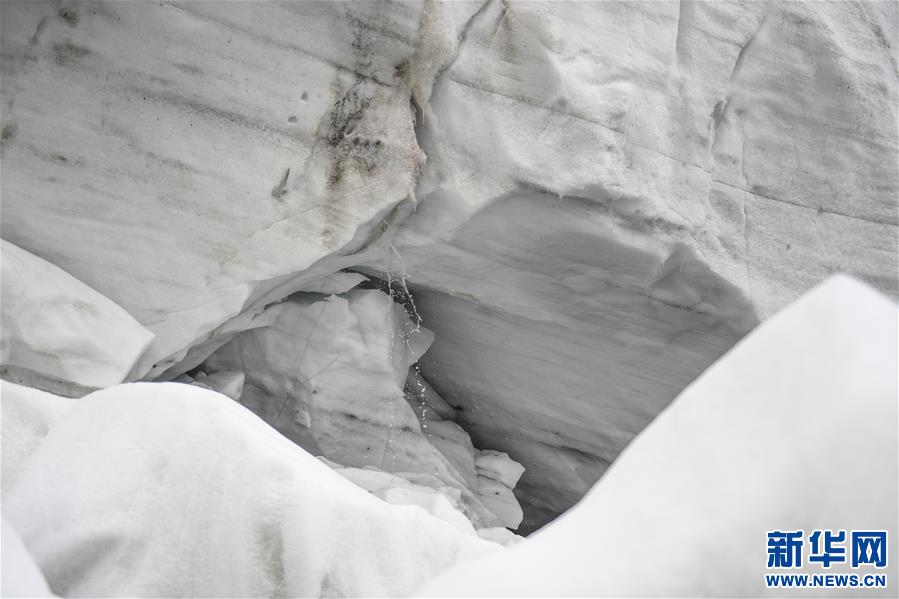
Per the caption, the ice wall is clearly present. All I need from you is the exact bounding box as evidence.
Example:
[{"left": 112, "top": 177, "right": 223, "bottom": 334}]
[{"left": 1, "top": 0, "right": 896, "bottom": 531}]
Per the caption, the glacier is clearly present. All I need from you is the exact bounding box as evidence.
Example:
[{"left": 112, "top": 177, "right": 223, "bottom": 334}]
[
  {"left": 0, "top": 0, "right": 897, "bottom": 596},
  {"left": 419, "top": 275, "right": 898, "bottom": 596}
]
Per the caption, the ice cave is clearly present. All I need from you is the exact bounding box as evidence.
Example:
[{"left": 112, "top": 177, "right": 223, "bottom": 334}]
[{"left": 0, "top": 1, "right": 896, "bottom": 597}]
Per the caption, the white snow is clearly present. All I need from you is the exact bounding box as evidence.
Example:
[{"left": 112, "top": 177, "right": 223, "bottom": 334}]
[
  {"left": 419, "top": 275, "right": 898, "bottom": 596},
  {"left": 320, "top": 457, "right": 475, "bottom": 534},
  {"left": 0, "top": 240, "right": 154, "bottom": 396},
  {"left": 0, "top": 381, "right": 75, "bottom": 491},
  {"left": 1, "top": 0, "right": 895, "bottom": 533},
  {"left": 0, "top": 0, "right": 895, "bottom": 584},
  {"left": 2, "top": 382, "right": 501, "bottom": 598},
  {"left": 1, "top": 517, "right": 56, "bottom": 598}
]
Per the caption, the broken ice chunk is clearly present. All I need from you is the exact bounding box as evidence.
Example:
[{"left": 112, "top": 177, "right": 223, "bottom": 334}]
[{"left": 0, "top": 240, "right": 154, "bottom": 396}]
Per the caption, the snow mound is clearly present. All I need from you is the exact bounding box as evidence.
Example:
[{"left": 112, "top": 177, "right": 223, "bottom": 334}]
[
  {"left": 1, "top": 516, "right": 56, "bottom": 598},
  {"left": 419, "top": 275, "right": 898, "bottom": 596},
  {"left": 2, "top": 382, "right": 500, "bottom": 598},
  {"left": 0, "top": 381, "right": 74, "bottom": 490},
  {"left": 0, "top": 240, "right": 154, "bottom": 396}
]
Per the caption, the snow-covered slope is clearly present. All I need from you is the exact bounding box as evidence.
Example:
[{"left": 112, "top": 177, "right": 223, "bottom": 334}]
[
  {"left": 0, "top": 379, "right": 75, "bottom": 491},
  {"left": 1, "top": 517, "right": 56, "bottom": 599},
  {"left": 1, "top": 381, "right": 500, "bottom": 597},
  {"left": 418, "top": 275, "right": 898, "bottom": 596},
  {"left": 1, "top": 0, "right": 896, "bottom": 532}
]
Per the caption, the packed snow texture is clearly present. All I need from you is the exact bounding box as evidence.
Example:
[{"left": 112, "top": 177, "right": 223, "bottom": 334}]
[
  {"left": 0, "top": 379, "right": 75, "bottom": 492},
  {"left": 0, "top": 240, "right": 154, "bottom": 396},
  {"left": 1, "top": 0, "right": 897, "bottom": 531},
  {"left": 1, "top": 517, "right": 56, "bottom": 599},
  {"left": 1, "top": 381, "right": 501, "bottom": 598},
  {"left": 419, "top": 276, "right": 898, "bottom": 597}
]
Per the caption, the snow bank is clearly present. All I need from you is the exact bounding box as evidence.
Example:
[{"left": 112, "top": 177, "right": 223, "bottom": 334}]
[
  {"left": 1, "top": 516, "right": 56, "bottom": 598},
  {"left": 419, "top": 275, "right": 898, "bottom": 596},
  {"left": 0, "top": 241, "right": 154, "bottom": 396},
  {"left": 0, "top": 380, "right": 74, "bottom": 490},
  {"left": 324, "top": 460, "right": 477, "bottom": 535},
  {"left": 2, "top": 0, "right": 895, "bottom": 534},
  {"left": 2, "top": 382, "right": 500, "bottom": 598}
]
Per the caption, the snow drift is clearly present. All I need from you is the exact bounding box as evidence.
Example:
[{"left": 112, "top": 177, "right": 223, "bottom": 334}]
[
  {"left": 1, "top": 0, "right": 896, "bottom": 539},
  {"left": 1, "top": 381, "right": 500, "bottom": 597}
]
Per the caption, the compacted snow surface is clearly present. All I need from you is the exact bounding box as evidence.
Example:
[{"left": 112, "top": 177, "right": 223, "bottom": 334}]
[
  {"left": 0, "top": 0, "right": 897, "bottom": 596},
  {"left": 1, "top": 382, "right": 500, "bottom": 597},
  {"left": 2, "top": 276, "right": 895, "bottom": 597}
]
